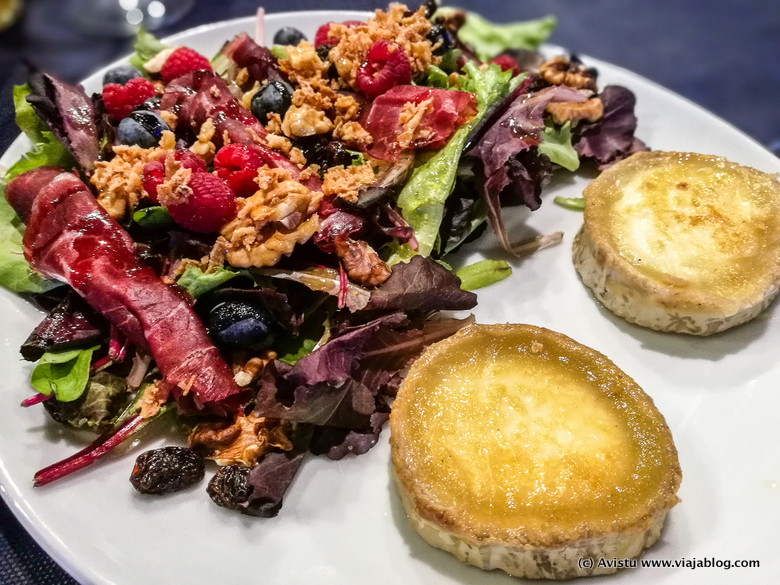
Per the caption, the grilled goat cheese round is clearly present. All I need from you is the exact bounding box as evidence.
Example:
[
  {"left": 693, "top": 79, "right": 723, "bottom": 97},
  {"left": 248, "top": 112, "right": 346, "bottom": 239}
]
[
  {"left": 389, "top": 324, "right": 681, "bottom": 580},
  {"left": 573, "top": 151, "right": 780, "bottom": 335}
]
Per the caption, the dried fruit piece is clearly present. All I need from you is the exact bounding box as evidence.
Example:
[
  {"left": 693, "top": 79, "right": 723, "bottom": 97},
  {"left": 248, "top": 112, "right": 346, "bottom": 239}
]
[
  {"left": 102, "top": 77, "right": 156, "bottom": 121},
  {"left": 160, "top": 47, "right": 212, "bottom": 84},
  {"left": 164, "top": 171, "right": 237, "bottom": 233},
  {"left": 207, "top": 464, "right": 251, "bottom": 510},
  {"left": 130, "top": 446, "right": 205, "bottom": 495},
  {"left": 356, "top": 40, "right": 412, "bottom": 98}
]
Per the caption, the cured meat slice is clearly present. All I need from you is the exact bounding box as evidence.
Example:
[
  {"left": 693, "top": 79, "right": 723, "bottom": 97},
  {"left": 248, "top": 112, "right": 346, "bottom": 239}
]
[
  {"left": 5, "top": 168, "right": 244, "bottom": 413},
  {"left": 362, "top": 85, "right": 477, "bottom": 161},
  {"left": 219, "top": 32, "right": 283, "bottom": 85}
]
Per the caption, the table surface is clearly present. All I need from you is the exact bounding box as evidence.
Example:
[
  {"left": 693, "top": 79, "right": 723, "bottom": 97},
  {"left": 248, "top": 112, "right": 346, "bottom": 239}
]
[{"left": 1, "top": 1, "right": 778, "bottom": 583}]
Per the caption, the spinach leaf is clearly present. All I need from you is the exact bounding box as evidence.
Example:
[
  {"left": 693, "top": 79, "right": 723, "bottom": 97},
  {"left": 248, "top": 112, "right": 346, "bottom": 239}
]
[{"left": 30, "top": 346, "right": 99, "bottom": 402}]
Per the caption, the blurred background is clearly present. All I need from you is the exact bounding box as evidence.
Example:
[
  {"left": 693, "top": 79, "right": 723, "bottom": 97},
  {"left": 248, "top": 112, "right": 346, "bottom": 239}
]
[{"left": 0, "top": 0, "right": 778, "bottom": 583}]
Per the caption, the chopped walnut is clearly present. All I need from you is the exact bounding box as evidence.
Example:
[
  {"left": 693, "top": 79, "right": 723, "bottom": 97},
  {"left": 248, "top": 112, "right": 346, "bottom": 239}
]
[
  {"left": 219, "top": 166, "right": 323, "bottom": 267},
  {"left": 396, "top": 96, "right": 434, "bottom": 149},
  {"left": 278, "top": 42, "right": 330, "bottom": 87},
  {"left": 232, "top": 352, "right": 276, "bottom": 387},
  {"left": 329, "top": 4, "right": 438, "bottom": 88},
  {"left": 189, "top": 414, "right": 292, "bottom": 467},
  {"left": 235, "top": 67, "right": 250, "bottom": 87},
  {"left": 139, "top": 380, "right": 170, "bottom": 419},
  {"left": 190, "top": 117, "right": 216, "bottom": 163},
  {"left": 289, "top": 147, "right": 307, "bottom": 167},
  {"left": 154, "top": 156, "right": 193, "bottom": 207},
  {"left": 159, "top": 110, "right": 178, "bottom": 130},
  {"left": 266, "top": 113, "right": 284, "bottom": 135},
  {"left": 322, "top": 163, "right": 376, "bottom": 204},
  {"left": 239, "top": 81, "right": 261, "bottom": 110},
  {"left": 333, "top": 121, "right": 373, "bottom": 146},
  {"left": 539, "top": 56, "right": 597, "bottom": 90},
  {"left": 263, "top": 133, "right": 293, "bottom": 156},
  {"left": 334, "top": 237, "right": 392, "bottom": 286},
  {"left": 546, "top": 98, "right": 604, "bottom": 125},
  {"left": 282, "top": 104, "right": 334, "bottom": 137},
  {"left": 90, "top": 140, "right": 172, "bottom": 220}
]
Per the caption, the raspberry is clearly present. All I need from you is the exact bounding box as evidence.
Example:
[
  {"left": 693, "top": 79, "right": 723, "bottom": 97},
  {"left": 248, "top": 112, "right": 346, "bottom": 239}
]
[
  {"left": 160, "top": 47, "right": 212, "bottom": 84},
  {"left": 489, "top": 55, "right": 521, "bottom": 77},
  {"left": 356, "top": 41, "right": 412, "bottom": 98},
  {"left": 165, "top": 172, "right": 237, "bottom": 233},
  {"left": 102, "top": 77, "right": 156, "bottom": 121},
  {"left": 142, "top": 150, "right": 207, "bottom": 203},
  {"left": 314, "top": 20, "right": 364, "bottom": 47},
  {"left": 213, "top": 144, "right": 264, "bottom": 198}
]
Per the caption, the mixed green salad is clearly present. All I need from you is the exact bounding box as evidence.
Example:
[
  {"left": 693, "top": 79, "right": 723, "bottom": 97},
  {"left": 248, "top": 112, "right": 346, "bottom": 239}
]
[{"left": 0, "top": 1, "right": 644, "bottom": 515}]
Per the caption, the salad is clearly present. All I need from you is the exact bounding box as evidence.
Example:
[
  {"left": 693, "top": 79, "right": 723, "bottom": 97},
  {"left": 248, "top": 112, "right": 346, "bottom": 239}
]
[{"left": 0, "top": 1, "right": 644, "bottom": 517}]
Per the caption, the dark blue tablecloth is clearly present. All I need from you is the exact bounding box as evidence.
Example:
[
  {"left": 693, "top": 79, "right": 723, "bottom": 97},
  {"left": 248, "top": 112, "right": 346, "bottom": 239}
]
[{"left": 0, "top": 1, "right": 778, "bottom": 583}]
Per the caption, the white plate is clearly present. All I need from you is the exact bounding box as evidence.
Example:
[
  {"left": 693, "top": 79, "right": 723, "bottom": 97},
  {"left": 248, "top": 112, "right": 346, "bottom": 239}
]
[{"left": 2, "top": 11, "right": 779, "bottom": 585}]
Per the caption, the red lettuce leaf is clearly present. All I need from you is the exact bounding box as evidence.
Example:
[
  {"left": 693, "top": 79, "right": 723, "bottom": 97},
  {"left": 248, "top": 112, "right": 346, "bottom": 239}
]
[
  {"left": 365, "top": 255, "right": 476, "bottom": 312},
  {"left": 21, "top": 291, "right": 109, "bottom": 361},
  {"left": 26, "top": 71, "right": 99, "bottom": 174},
  {"left": 574, "top": 85, "right": 648, "bottom": 169},
  {"left": 468, "top": 84, "right": 585, "bottom": 200},
  {"left": 244, "top": 424, "right": 313, "bottom": 517}
]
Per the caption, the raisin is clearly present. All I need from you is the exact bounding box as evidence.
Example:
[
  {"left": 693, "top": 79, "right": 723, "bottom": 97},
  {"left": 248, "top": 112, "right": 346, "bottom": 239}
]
[
  {"left": 129, "top": 446, "right": 205, "bottom": 495},
  {"left": 207, "top": 464, "right": 251, "bottom": 510}
]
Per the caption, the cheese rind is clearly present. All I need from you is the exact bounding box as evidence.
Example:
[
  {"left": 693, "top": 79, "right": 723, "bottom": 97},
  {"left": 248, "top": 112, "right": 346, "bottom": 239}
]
[
  {"left": 573, "top": 151, "right": 780, "bottom": 335},
  {"left": 389, "top": 324, "right": 681, "bottom": 579}
]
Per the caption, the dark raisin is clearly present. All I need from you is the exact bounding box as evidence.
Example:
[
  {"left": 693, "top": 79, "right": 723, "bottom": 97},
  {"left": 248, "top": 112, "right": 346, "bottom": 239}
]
[
  {"left": 207, "top": 465, "right": 251, "bottom": 510},
  {"left": 315, "top": 43, "right": 333, "bottom": 62},
  {"left": 130, "top": 446, "right": 205, "bottom": 495}
]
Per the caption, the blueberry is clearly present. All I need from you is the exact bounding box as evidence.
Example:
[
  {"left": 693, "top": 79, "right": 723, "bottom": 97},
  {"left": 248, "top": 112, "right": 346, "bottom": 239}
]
[
  {"left": 136, "top": 96, "right": 161, "bottom": 112},
  {"left": 250, "top": 81, "right": 294, "bottom": 125},
  {"left": 103, "top": 64, "right": 143, "bottom": 86},
  {"left": 207, "top": 301, "right": 275, "bottom": 349},
  {"left": 426, "top": 24, "right": 454, "bottom": 56},
  {"left": 273, "top": 26, "right": 307, "bottom": 46},
  {"left": 117, "top": 111, "right": 170, "bottom": 148}
]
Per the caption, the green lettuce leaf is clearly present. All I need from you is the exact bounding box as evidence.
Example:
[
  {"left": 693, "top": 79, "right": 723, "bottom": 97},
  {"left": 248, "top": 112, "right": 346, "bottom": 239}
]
[
  {"left": 394, "top": 62, "right": 523, "bottom": 259},
  {"left": 455, "top": 259, "right": 512, "bottom": 290},
  {"left": 456, "top": 12, "right": 557, "bottom": 61},
  {"left": 128, "top": 29, "right": 170, "bottom": 71},
  {"left": 5, "top": 85, "right": 74, "bottom": 181},
  {"left": 554, "top": 196, "right": 586, "bottom": 211},
  {"left": 132, "top": 205, "right": 175, "bottom": 230},
  {"left": 538, "top": 120, "right": 580, "bottom": 171},
  {"left": 177, "top": 265, "right": 241, "bottom": 298},
  {"left": 0, "top": 85, "right": 71, "bottom": 294},
  {"left": 30, "top": 346, "right": 99, "bottom": 402}
]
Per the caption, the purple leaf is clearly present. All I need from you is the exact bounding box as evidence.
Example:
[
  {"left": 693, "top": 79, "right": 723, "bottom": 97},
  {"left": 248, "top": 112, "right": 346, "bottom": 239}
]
[
  {"left": 366, "top": 255, "right": 477, "bottom": 312},
  {"left": 574, "top": 85, "right": 648, "bottom": 169},
  {"left": 244, "top": 425, "right": 312, "bottom": 517},
  {"left": 26, "top": 71, "right": 99, "bottom": 174}
]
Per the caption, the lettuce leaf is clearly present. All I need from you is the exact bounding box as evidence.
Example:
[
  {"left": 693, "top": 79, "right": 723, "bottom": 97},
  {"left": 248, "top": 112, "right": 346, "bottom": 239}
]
[
  {"left": 5, "top": 84, "right": 74, "bottom": 181},
  {"left": 176, "top": 265, "right": 241, "bottom": 298},
  {"left": 457, "top": 12, "right": 557, "bottom": 61},
  {"left": 30, "top": 346, "right": 98, "bottom": 402},
  {"left": 538, "top": 120, "right": 580, "bottom": 171},
  {"left": 128, "top": 29, "right": 170, "bottom": 71},
  {"left": 0, "top": 85, "right": 71, "bottom": 294},
  {"left": 455, "top": 259, "right": 512, "bottom": 290},
  {"left": 394, "top": 62, "right": 522, "bottom": 258}
]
